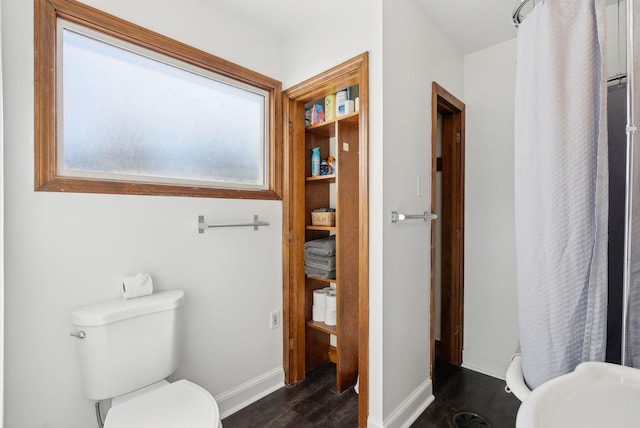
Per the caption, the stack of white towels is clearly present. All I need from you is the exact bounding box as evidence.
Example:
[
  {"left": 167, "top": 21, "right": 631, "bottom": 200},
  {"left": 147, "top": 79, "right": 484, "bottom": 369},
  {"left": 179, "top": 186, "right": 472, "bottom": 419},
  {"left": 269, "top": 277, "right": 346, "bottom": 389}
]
[
  {"left": 304, "top": 235, "right": 336, "bottom": 279},
  {"left": 312, "top": 287, "right": 337, "bottom": 326}
]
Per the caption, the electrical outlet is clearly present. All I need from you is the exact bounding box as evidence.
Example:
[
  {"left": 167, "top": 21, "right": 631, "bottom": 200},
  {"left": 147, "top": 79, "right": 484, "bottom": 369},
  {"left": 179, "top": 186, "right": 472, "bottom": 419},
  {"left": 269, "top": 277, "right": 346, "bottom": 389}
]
[{"left": 270, "top": 310, "right": 281, "bottom": 329}]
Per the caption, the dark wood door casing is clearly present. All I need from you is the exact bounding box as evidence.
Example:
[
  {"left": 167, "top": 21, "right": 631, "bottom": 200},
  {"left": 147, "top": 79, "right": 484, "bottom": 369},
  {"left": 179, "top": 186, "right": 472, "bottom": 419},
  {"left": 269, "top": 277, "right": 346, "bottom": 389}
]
[{"left": 430, "top": 82, "right": 465, "bottom": 377}]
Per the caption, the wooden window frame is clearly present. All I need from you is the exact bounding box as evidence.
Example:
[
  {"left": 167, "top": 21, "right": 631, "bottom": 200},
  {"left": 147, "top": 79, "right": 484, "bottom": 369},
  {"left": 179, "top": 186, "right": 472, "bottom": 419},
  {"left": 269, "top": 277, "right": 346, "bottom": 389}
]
[{"left": 34, "top": 0, "right": 282, "bottom": 200}]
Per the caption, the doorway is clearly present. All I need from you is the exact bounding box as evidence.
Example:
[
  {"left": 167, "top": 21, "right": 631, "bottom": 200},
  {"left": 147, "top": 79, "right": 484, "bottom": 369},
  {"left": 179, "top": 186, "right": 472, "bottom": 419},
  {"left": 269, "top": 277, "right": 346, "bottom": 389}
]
[
  {"left": 430, "top": 82, "right": 465, "bottom": 378},
  {"left": 282, "top": 54, "right": 369, "bottom": 427}
]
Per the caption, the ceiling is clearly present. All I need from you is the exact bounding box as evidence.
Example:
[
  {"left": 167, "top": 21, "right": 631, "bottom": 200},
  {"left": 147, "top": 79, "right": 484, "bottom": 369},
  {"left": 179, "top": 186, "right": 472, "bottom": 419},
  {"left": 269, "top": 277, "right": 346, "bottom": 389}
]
[
  {"left": 415, "top": 0, "right": 519, "bottom": 54},
  {"left": 211, "top": 0, "right": 622, "bottom": 56},
  {"left": 417, "top": 0, "right": 621, "bottom": 54},
  {"left": 210, "top": 0, "right": 345, "bottom": 40}
]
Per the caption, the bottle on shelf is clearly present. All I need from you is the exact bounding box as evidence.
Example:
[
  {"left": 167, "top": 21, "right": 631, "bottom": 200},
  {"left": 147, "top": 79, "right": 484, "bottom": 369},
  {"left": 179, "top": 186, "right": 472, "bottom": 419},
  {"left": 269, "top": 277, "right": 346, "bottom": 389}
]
[
  {"left": 327, "top": 156, "right": 336, "bottom": 174},
  {"left": 325, "top": 95, "right": 336, "bottom": 121},
  {"left": 320, "top": 160, "right": 329, "bottom": 175},
  {"left": 336, "top": 90, "right": 348, "bottom": 117},
  {"left": 311, "top": 147, "right": 320, "bottom": 177}
]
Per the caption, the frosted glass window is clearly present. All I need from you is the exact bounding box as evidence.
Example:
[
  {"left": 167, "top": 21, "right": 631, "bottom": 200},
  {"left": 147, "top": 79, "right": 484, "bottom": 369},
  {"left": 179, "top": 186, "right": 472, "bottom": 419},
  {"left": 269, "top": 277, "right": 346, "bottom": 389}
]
[{"left": 58, "top": 23, "right": 268, "bottom": 189}]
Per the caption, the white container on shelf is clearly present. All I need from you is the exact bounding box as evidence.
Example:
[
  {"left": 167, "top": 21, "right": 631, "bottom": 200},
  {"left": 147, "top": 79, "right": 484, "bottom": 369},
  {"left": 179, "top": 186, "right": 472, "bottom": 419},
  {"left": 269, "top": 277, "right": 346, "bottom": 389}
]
[{"left": 336, "top": 90, "right": 348, "bottom": 117}]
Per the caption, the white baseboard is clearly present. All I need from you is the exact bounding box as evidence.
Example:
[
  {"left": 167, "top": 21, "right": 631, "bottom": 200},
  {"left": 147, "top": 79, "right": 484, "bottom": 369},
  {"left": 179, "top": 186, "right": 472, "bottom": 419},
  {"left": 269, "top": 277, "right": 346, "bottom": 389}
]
[
  {"left": 215, "top": 367, "right": 284, "bottom": 419},
  {"left": 368, "top": 379, "right": 435, "bottom": 428},
  {"left": 462, "top": 349, "right": 509, "bottom": 380}
]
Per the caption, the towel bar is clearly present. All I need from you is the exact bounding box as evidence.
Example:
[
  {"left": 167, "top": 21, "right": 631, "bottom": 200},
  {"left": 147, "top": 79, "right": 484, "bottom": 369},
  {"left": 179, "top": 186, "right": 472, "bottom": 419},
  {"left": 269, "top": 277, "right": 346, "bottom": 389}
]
[
  {"left": 198, "top": 215, "right": 269, "bottom": 233},
  {"left": 390, "top": 211, "right": 438, "bottom": 223}
]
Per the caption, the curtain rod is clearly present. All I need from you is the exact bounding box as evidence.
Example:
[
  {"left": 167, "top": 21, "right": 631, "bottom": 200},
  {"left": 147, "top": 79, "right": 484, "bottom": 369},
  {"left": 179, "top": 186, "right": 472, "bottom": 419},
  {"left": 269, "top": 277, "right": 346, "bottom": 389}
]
[
  {"left": 512, "top": 0, "right": 532, "bottom": 28},
  {"left": 608, "top": 73, "right": 628, "bottom": 83},
  {"left": 512, "top": 0, "right": 627, "bottom": 85}
]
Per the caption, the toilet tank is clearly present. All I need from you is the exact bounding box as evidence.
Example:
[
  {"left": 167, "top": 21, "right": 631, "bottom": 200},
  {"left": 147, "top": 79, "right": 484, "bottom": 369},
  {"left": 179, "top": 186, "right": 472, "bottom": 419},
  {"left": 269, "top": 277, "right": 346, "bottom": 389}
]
[{"left": 70, "top": 290, "right": 185, "bottom": 401}]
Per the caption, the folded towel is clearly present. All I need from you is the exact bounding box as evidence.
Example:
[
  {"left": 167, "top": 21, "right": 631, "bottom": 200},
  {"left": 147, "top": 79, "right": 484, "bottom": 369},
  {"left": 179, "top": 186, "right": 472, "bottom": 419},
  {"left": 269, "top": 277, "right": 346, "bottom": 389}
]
[
  {"left": 304, "top": 235, "right": 335, "bottom": 248},
  {"left": 305, "top": 247, "right": 335, "bottom": 257},
  {"left": 304, "top": 252, "right": 336, "bottom": 264},
  {"left": 304, "top": 254, "right": 336, "bottom": 270},
  {"left": 304, "top": 235, "right": 336, "bottom": 256},
  {"left": 305, "top": 260, "right": 335, "bottom": 271},
  {"left": 305, "top": 266, "right": 336, "bottom": 279}
]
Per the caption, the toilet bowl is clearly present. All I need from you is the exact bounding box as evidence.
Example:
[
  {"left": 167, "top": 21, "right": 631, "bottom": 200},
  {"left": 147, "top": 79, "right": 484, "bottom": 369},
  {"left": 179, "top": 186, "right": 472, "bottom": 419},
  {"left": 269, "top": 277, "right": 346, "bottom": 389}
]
[
  {"left": 105, "top": 379, "right": 221, "bottom": 428},
  {"left": 70, "top": 290, "right": 223, "bottom": 427}
]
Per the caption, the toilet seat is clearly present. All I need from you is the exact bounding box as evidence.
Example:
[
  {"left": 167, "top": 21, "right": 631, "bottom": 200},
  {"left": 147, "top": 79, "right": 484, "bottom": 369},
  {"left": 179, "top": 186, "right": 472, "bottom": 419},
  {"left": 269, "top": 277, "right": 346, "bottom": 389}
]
[{"left": 104, "top": 379, "right": 220, "bottom": 428}]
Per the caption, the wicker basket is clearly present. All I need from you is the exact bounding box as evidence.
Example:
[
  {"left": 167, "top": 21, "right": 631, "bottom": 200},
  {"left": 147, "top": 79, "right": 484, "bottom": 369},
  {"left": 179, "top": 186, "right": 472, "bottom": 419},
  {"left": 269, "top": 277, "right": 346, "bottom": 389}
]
[{"left": 311, "top": 211, "right": 336, "bottom": 226}]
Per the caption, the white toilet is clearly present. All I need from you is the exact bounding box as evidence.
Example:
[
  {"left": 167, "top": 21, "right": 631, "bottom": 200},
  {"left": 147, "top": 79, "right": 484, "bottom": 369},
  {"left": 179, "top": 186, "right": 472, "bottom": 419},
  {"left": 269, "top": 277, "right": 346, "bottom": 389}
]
[{"left": 70, "top": 289, "right": 222, "bottom": 427}]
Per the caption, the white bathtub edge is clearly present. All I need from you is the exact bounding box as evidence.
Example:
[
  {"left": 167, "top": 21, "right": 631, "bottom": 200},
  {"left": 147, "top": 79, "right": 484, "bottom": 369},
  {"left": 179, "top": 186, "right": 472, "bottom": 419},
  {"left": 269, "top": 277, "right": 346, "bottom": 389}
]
[{"left": 506, "top": 355, "right": 531, "bottom": 402}]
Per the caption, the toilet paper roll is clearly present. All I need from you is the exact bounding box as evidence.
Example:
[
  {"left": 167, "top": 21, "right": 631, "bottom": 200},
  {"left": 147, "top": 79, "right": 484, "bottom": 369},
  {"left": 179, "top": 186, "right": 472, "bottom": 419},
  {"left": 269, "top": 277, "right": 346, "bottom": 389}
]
[
  {"left": 355, "top": 97, "right": 360, "bottom": 112},
  {"left": 313, "top": 289, "right": 328, "bottom": 308},
  {"left": 312, "top": 305, "right": 325, "bottom": 322},
  {"left": 324, "top": 309, "right": 337, "bottom": 326},
  {"left": 324, "top": 287, "right": 336, "bottom": 298},
  {"left": 325, "top": 294, "right": 337, "bottom": 311},
  {"left": 121, "top": 273, "right": 153, "bottom": 299},
  {"left": 345, "top": 100, "right": 355, "bottom": 114}
]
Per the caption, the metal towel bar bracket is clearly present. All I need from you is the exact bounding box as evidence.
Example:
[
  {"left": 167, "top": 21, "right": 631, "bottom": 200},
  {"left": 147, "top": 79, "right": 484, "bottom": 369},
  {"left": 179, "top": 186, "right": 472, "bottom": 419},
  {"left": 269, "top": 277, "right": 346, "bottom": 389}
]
[
  {"left": 198, "top": 215, "right": 270, "bottom": 233},
  {"left": 390, "top": 211, "right": 438, "bottom": 223}
]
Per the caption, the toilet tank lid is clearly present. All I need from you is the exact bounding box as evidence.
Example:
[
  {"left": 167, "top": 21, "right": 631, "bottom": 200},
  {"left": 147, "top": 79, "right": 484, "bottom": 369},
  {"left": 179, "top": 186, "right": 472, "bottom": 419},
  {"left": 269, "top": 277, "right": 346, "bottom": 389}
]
[{"left": 71, "top": 290, "right": 185, "bottom": 327}]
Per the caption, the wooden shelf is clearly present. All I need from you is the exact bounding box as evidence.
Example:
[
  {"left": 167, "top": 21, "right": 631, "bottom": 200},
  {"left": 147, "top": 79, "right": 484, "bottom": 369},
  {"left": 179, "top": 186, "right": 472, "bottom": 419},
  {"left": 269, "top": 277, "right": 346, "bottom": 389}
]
[
  {"left": 306, "top": 174, "right": 336, "bottom": 183},
  {"left": 306, "top": 275, "right": 337, "bottom": 284},
  {"left": 338, "top": 111, "right": 360, "bottom": 126},
  {"left": 286, "top": 63, "right": 365, "bottom": 400},
  {"left": 305, "top": 111, "right": 359, "bottom": 137},
  {"left": 307, "top": 320, "right": 337, "bottom": 335},
  {"left": 306, "top": 225, "right": 336, "bottom": 231}
]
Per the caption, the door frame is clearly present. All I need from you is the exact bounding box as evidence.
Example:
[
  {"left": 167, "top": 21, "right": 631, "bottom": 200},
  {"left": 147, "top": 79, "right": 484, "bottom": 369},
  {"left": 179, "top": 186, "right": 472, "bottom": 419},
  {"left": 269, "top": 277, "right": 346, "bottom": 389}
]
[{"left": 430, "top": 82, "right": 465, "bottom": 377}]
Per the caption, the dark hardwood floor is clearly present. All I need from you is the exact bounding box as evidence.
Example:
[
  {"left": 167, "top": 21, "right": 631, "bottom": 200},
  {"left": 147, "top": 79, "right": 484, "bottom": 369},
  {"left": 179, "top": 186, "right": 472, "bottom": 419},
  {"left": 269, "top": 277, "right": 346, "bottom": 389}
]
[
  {"left": 222, "top": 360, "right": 521, "bottom": 427},
  {"left": 222, "top": 363, "right": 358, "bottom": 427},
  {"left": 411, "top": 360, "right": 522, "bottom": 427}
]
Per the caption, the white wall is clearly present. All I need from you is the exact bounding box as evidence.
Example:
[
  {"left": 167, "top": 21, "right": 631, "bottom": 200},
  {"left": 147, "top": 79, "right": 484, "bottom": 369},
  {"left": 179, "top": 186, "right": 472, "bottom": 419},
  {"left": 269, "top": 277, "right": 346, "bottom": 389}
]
[
  {"left": 607, "top": 0, "right": 627, "bottom": 79},
  {"left": 462, "top": 38, "right": 519, "bottom": 379},
  {"left": 3, "top": 0, "right": 284, "bottom": 426},
  {"left": 379, "top": 1, "right": 464, "bottom": 426}
]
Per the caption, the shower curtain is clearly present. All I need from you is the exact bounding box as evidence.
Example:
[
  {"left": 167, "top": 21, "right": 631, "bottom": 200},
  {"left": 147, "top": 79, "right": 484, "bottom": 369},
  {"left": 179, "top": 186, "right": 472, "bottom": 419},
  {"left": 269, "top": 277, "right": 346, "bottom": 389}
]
[{"left": 514, "top": 0, "right": 609, "bottom": 389}]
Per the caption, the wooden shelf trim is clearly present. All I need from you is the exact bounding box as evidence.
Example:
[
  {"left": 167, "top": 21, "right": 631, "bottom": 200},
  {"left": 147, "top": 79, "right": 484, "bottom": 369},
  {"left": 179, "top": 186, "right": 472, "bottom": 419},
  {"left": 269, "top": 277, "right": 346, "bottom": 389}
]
[
  {"left": 306, "top": 225, "right": 336, "bottom": 231},
  {"left": 306, "top": 275, "right": 337, "bottom": 284},
  {"left": 306, "top": 174, "right": 336, "bottom": 182},
  {"left": 307, "top": 320, "right": 337, "bottom": 335},
  {"left": 305, "top": 111, "right": 359, "bottom": 134}
]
